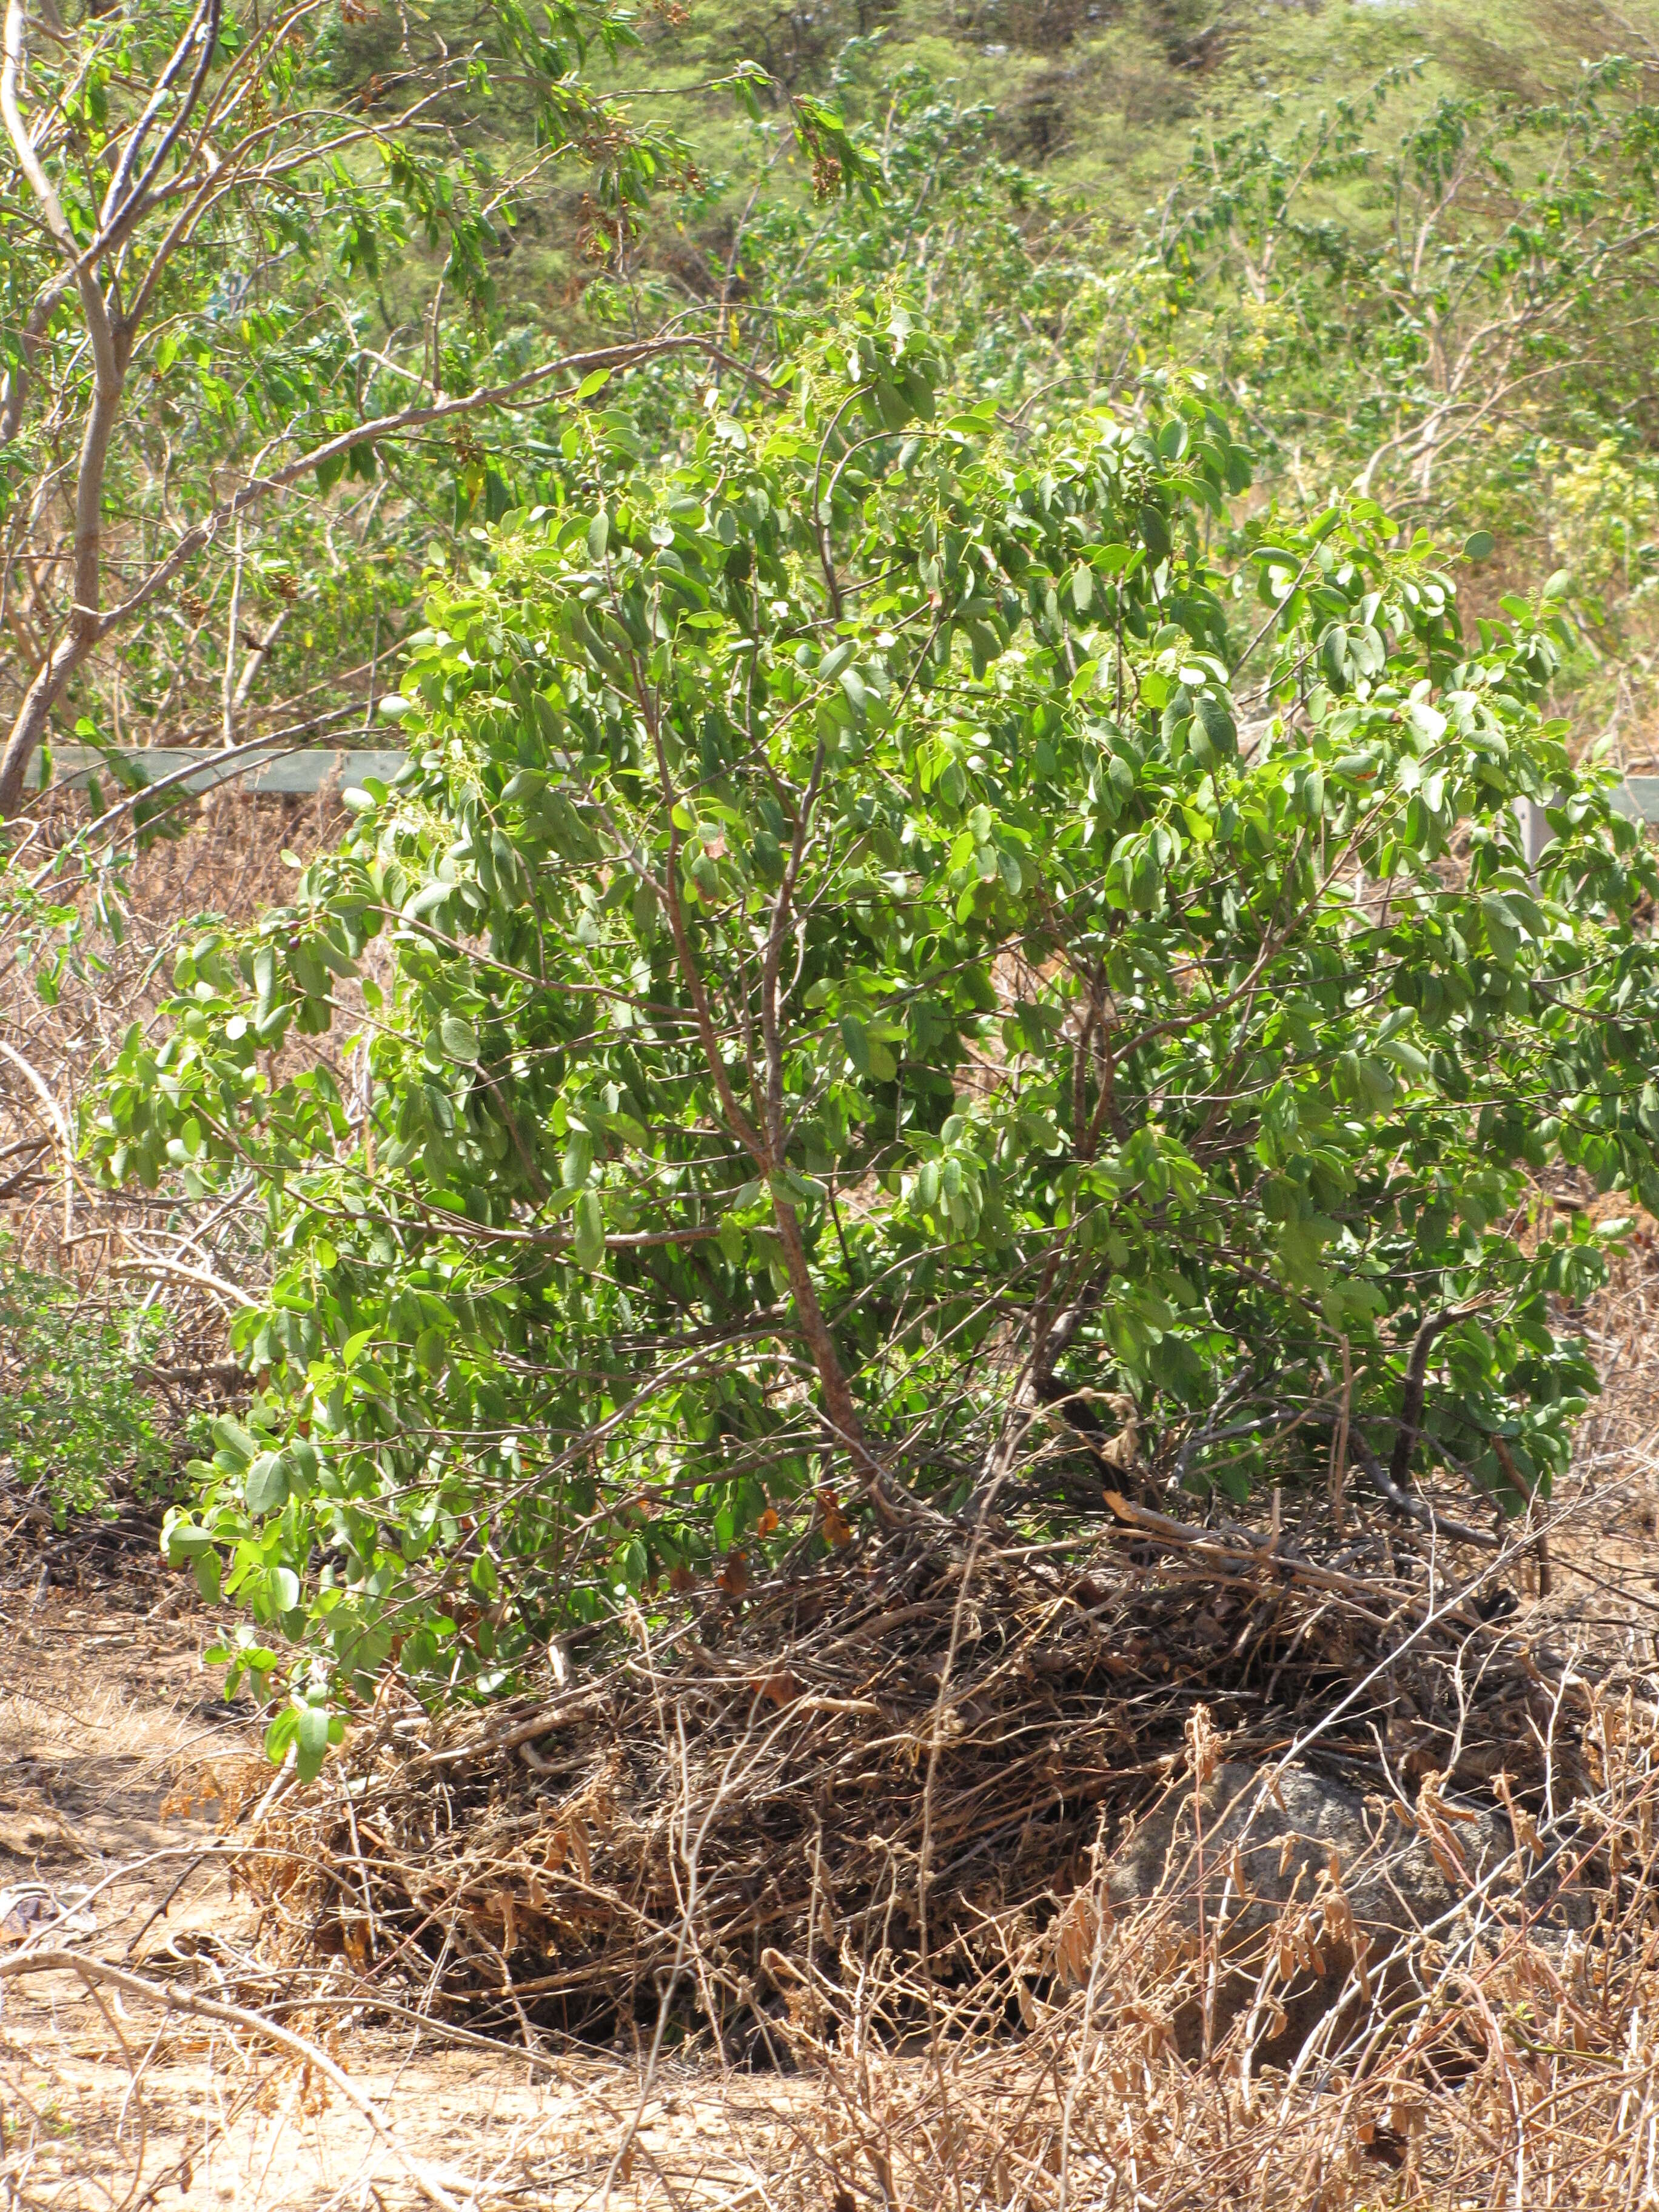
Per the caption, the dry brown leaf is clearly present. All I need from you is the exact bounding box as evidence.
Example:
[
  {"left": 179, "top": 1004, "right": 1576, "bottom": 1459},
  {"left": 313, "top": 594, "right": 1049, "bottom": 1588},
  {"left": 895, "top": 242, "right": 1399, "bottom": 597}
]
[
  {"left": 817, "top": 1487, "right": 853, "bottom": 1548},
  {"left": 1186, "top": 1703, "right": 1219, "bottom": 1786},
  {"left": 1051, "top": 1889, "right": 1104, "bottom": 1989}
]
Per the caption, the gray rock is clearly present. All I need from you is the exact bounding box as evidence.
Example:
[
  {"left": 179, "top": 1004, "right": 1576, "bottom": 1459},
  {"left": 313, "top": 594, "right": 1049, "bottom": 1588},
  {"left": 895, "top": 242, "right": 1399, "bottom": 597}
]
[{"left": 1099, "top": 1761, "right": 1556, "bottom": 2060}]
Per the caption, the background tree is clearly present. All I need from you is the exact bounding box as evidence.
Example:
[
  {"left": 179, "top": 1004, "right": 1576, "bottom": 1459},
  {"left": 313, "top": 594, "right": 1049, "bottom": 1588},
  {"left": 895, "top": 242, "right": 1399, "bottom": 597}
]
[
  {"left": 1158, "top": 61, "right": 1659, "bottom": 509},
  {"left": 0, "top": 0, "right": 869, "bottom": 816}
]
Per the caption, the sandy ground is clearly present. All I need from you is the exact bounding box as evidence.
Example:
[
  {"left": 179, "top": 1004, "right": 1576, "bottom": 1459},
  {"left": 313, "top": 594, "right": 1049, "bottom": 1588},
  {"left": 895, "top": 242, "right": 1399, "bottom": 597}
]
[{"left": 0, "top": 1577, "right": 832, "bottom": 2212}]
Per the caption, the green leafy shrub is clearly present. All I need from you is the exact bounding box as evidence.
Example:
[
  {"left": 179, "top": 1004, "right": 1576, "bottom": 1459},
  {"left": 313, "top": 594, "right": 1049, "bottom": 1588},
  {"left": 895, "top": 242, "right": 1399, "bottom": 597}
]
[
  {"left": 90, "top": 309, "right": 1659, "bottom": 1744},
  {"left": 0, "top": 1242, "right": 191, "bottom": 1524}
]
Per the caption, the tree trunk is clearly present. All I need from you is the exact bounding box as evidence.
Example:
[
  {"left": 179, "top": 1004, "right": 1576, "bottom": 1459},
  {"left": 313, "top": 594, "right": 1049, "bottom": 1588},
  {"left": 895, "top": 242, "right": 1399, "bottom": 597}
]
[{"left": 769, "top": 1192, "right": 906, "bottom": 1524}]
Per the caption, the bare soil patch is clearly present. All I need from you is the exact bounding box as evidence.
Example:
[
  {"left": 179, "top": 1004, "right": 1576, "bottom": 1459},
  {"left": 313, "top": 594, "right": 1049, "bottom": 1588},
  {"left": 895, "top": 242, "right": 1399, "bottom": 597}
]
[{"left": 0, "top": 1573, "right": 805, "bottom": 2210}]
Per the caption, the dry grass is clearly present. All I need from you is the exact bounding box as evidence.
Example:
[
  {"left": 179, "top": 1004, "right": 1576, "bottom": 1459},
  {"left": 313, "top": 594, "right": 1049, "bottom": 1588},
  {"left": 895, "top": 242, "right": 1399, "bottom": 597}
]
[{"left": 236, "top": 1510, "right": 1593, "bottom": 2024}]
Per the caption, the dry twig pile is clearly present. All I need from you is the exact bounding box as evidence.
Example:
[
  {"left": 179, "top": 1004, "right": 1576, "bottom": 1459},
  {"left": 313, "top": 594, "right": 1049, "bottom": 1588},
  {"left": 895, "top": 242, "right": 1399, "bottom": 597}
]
[{"left": 243, "top": 1520, "right": 1600, "bottom": 2033}]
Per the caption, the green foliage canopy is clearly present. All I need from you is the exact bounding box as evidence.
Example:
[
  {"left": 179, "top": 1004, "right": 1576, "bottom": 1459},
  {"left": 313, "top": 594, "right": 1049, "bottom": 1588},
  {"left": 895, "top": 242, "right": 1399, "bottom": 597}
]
[
  {"left": 90, "top": 311, "right": 1659, "bottom": 1757},
  {"left": 1158, "top": 59, "right": 1659, "bottom": 512}
]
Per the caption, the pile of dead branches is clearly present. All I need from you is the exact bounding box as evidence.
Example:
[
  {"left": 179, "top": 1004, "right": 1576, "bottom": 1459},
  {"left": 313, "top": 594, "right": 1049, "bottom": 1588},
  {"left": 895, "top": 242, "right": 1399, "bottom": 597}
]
[
  {"left": 237, "top": 1510, "right": 1609, "bottom": 2049},
  {"left": 759, "top": 1703, "right": 1659, "bottom": 2211}
]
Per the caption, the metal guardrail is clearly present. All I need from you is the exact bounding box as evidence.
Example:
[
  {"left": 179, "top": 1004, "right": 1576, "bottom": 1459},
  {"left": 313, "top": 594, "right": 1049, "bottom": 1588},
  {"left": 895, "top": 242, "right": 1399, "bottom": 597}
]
[
  {"left": 25, "top": 745, "right": 408, "bottom": 796},
  {"left": 24, "top": 746, "right": 1659, "bottom": 820},
  {"left": 1612, "top": 777, "right": 1659, "bottom": 823}
]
